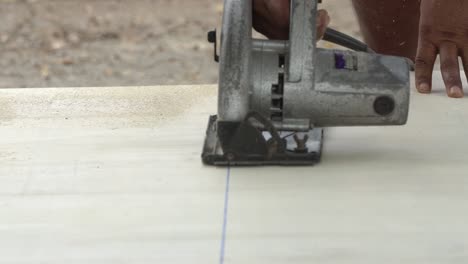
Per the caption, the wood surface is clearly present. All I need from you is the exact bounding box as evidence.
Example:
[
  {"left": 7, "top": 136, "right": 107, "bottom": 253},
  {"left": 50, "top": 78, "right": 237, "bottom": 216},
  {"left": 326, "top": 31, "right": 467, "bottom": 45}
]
[{"left": 0, "top": 73, "right": 467, "bottom": 263}]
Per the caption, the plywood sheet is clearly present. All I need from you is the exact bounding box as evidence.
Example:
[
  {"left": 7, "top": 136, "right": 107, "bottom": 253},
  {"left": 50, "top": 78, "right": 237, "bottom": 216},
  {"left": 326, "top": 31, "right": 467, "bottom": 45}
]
[{"left": 0, "top": 73, "right": 467, "bottom": 263}]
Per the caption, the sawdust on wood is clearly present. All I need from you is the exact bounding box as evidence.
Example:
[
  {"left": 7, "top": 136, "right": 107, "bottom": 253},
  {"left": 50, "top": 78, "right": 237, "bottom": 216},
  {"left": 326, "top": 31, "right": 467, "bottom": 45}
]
[{"left": 0, "top": 85, "right": 217, "bottom": 128}]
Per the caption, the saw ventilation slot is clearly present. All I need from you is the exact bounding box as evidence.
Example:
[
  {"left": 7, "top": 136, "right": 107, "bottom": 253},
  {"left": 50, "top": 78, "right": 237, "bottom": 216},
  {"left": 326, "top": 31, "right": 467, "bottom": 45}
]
[{"left": 271, "top": 55, "right": 285, "bottom": 122}]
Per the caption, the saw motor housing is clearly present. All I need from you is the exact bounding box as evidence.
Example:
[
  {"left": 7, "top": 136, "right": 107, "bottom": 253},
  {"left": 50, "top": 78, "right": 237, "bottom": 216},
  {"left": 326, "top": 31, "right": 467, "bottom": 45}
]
[{"left": 202, "top": 0, "right": 410, "bottom": 166}]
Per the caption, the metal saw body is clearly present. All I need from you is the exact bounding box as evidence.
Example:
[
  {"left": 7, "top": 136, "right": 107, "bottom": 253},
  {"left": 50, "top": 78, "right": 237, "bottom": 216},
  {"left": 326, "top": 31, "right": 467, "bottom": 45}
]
[{"left": 202, "top": 0, "right": 411, "bottom": 166}]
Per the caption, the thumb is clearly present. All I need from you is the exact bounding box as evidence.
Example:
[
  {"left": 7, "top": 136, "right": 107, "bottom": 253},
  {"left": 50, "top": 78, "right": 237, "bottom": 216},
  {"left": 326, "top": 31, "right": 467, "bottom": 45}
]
[{"left": 316, "top": 9, "right": 330, "bottom": 41}]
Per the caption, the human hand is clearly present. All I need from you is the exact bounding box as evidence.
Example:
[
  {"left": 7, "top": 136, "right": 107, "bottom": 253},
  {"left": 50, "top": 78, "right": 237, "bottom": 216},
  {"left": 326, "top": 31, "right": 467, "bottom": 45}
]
[
  {"left": 416, "top": 0, "right": 468, "bottom": 98},
  {"left": 252, "top": 0, "right": 330, "bottom": 41}
]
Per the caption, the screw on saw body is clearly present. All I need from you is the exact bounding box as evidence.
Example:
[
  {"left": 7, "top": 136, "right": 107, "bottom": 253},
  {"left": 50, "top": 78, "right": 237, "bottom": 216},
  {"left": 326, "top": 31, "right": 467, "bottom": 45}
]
[
  {"left": 225, "top": 152, "right": 236, "bottom": 162},
  {"left": 293, "top": 134, "right": 309, "bottom": 153},
  {"left": 374, "top": 96, "right": 395, "bottom": 116}
]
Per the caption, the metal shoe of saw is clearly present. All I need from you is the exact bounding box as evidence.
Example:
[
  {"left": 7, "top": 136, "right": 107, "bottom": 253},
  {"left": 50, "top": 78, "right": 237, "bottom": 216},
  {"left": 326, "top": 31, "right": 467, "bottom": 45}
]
[{"left": 202, "top": 0, "right": 411, "bottom": 166}]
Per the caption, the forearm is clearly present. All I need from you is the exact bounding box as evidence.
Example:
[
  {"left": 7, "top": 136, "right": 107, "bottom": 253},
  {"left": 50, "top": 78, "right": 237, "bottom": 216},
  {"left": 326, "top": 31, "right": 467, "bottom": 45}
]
[{"left": 352, "top": 0, "right": 420, "bottom": 60}]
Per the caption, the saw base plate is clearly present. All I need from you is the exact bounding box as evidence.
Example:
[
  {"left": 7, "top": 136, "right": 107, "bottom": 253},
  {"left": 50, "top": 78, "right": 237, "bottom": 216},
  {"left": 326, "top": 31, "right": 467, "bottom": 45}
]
[{"left": 202, "top": 115, "right": 324, "bottom": 166}]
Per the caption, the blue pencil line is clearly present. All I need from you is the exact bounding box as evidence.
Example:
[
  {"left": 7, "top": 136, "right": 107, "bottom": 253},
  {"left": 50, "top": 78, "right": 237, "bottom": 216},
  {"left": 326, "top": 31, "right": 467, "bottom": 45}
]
[{"left": 219, "top": 166, "right": 231, "bottom": 264}]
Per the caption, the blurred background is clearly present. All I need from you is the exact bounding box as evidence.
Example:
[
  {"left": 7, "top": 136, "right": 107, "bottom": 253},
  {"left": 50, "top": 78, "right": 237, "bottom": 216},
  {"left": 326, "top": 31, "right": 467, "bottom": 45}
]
[{"left": 0, "top": 0, "right": 360, "bottom": 88}]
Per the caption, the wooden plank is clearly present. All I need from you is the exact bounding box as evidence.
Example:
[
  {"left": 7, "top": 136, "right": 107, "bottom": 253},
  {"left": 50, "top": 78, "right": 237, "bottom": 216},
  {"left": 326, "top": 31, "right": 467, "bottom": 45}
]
[{"left": 0, "top": 73, "right": 467, "bottom": 263}]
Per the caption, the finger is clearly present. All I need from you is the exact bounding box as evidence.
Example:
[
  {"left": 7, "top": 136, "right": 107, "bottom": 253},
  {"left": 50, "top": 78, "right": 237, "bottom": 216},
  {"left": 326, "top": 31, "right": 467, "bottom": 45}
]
[
  {"left": 316, "top": 9, "right": 330, "bottom": 40},
  {"left": 415, "top": 41, "right": 437, "bottom": 94},
  {"left": 265, "top": 0, "right": 290, "bottom": 39},
  {"left": 252, "top": 0, "right": 290, "bottom": 40},
  {"left": 460, "top": 48, "right": 468, "bottom": 88},
  {"left": 439, "top": 41, "right": 464, "bottom": 98}
]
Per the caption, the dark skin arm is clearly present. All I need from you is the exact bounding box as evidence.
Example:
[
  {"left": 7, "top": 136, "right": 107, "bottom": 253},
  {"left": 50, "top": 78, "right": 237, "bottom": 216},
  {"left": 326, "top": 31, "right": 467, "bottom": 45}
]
[
  {"left": 253, "top": 0, "right": 417, "bottom": 56},
  {"left": 253, "top": 0, "right": 467, "bottom": 98},
  {"left": 351, "top": 0, "right": 420, "bottom": 62}
]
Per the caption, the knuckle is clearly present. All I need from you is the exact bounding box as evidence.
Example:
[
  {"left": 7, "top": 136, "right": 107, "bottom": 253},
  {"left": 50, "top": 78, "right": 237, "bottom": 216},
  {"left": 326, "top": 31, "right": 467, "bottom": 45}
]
[
  {"left": 419, "top": 25, "right": 432, "bottom": 36},
  {"left": 441, "top": 60, "right": 458, "bottom": 70},
  {"left": 440, "top": 31, "right": 458, "bottom": 39},
  {"left": 415, "top": 56, "right": 430, "bottom": 67},
  {"left": 443, "top": 73, "right": 461, "bottom": 84}
]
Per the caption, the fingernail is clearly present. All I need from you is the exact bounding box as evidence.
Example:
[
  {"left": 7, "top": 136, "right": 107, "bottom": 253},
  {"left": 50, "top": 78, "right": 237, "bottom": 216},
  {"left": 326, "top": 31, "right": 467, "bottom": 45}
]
[
  {"left": 449, "top": 86, "right": 464, "bottom": 98},
  {"left": 418, "top": 83, "right": 431, "bottom": 93}
]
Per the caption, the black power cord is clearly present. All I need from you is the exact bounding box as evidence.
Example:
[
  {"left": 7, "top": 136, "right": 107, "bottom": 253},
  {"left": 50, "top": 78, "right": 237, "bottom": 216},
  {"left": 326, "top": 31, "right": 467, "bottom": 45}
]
[{"left": 323, "top": 28, "right": 375, "bottom": 53}]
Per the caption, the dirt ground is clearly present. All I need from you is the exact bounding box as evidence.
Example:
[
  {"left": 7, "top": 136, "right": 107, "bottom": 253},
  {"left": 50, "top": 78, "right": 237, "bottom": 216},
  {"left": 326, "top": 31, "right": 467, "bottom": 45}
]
[{"left": 0, "top": 0, "right": 360, "bottom": 88}]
